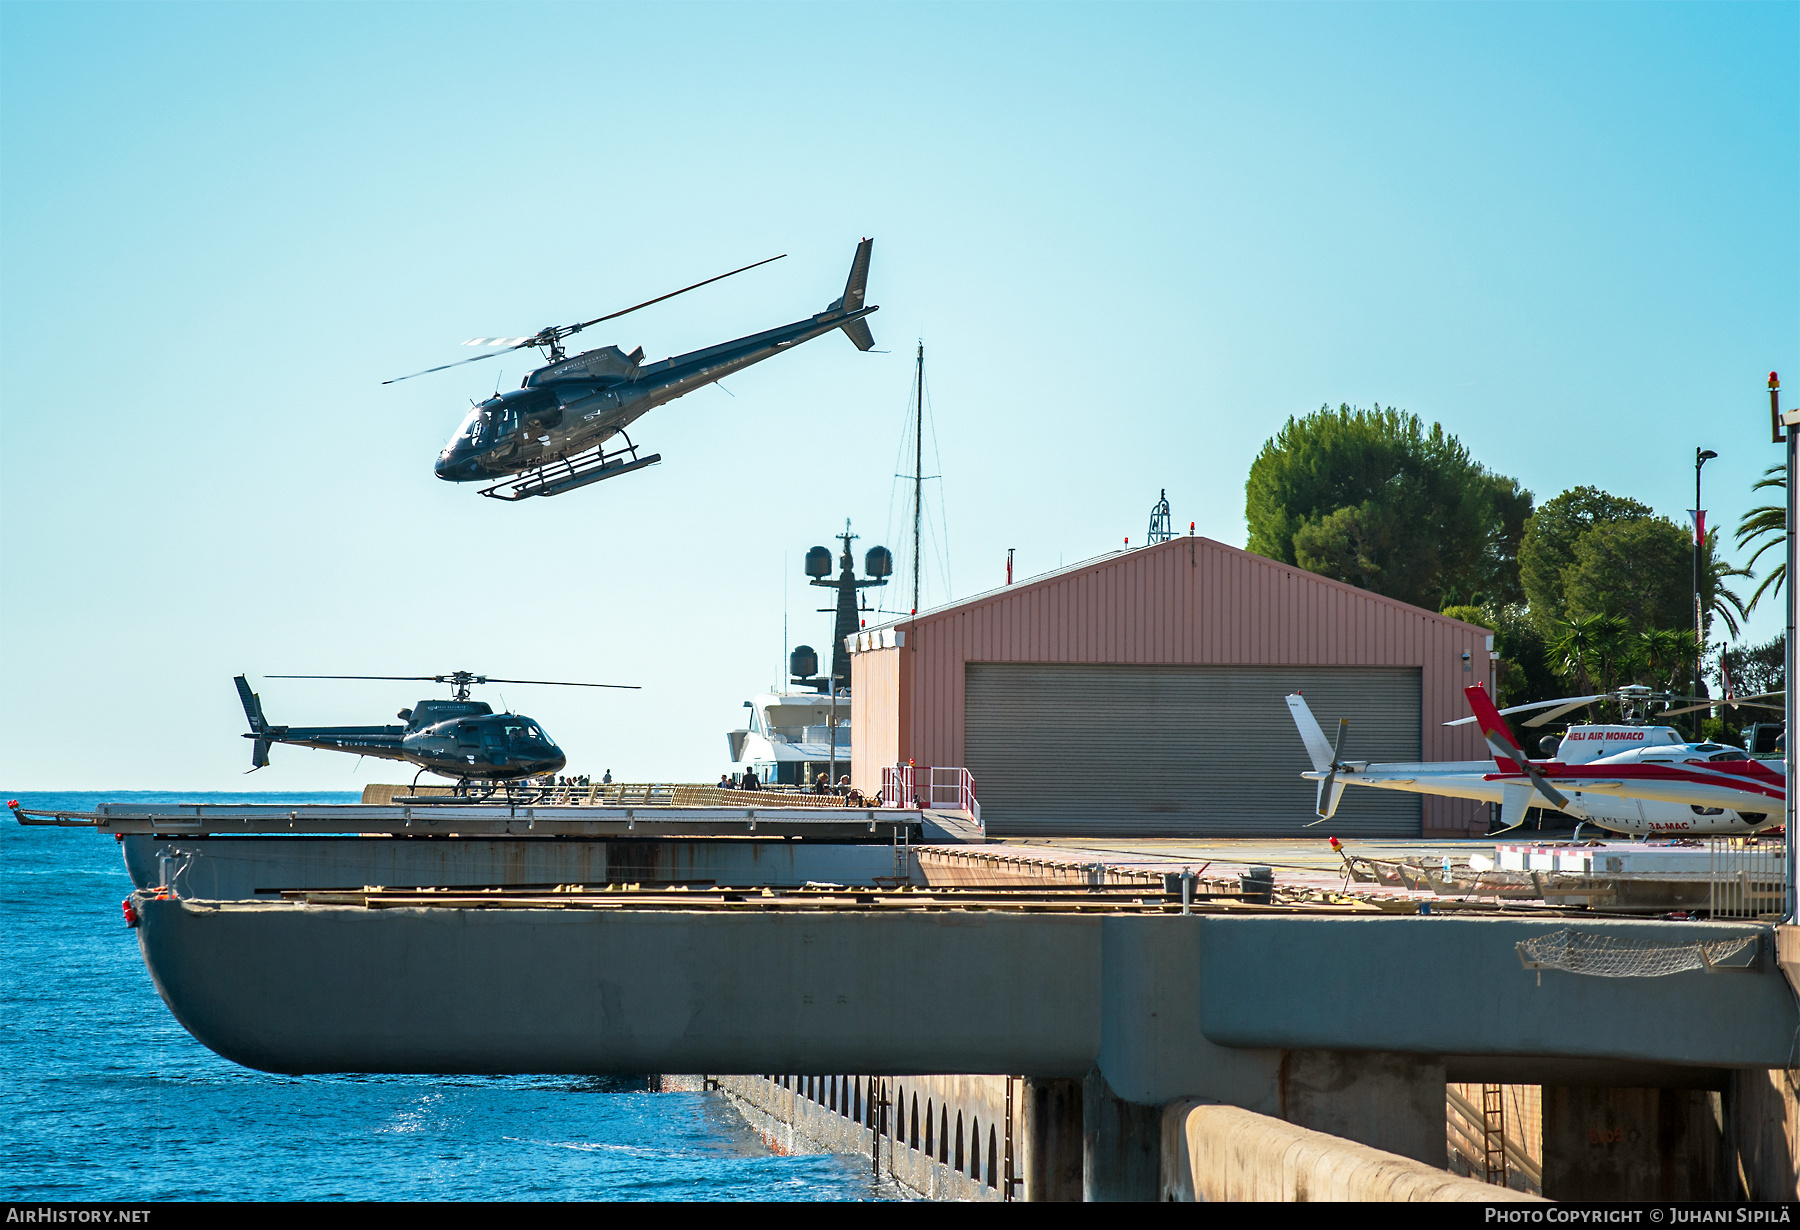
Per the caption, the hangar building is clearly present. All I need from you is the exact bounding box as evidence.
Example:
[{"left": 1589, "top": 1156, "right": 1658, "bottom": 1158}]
[{"left": 846, "top": 536, "right": 1495, "bottom": 837}]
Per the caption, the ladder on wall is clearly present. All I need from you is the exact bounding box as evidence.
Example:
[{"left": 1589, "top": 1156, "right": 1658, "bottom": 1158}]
[{"left": 1481, "top": 1083, "right": 1509, "bottom": 1187}]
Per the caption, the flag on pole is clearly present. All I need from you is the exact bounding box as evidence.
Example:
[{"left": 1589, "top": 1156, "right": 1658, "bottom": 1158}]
[
  {"left": 1722, "top": 657, "right": 1739, "bottom": 710},
  {"left": 1686, "top": 509, "right": 1707, "bottom": 545}
]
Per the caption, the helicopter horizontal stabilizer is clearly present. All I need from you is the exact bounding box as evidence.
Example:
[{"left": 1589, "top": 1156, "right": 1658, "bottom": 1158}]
[
  {"left": 1316, "top": 776, "right": 1347, "bottom": 821},
  {"left": 840, "top": 317, "right": 876, "bottom": 351},
  {"left": 1497, "top": 781, "right": 1535, "bottom": 831}
]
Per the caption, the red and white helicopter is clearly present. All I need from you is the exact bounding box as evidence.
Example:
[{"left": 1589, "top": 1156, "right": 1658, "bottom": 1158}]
[{"left": 1287, "top": 683, "right": 1785, "bottom": 837}]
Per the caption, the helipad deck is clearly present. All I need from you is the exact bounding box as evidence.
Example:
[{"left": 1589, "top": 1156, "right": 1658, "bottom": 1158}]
[{"left": 11, "top": 800, "right": 923, "bottom": 841}]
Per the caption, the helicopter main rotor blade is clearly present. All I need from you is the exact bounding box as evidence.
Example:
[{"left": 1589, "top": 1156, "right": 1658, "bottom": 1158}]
[
  {"left": 381, "top": 342, "right": 534, "bottom": 385},
  {"left": 478, "top": 677, "right": 641, "bottom": 690},
  {"left": 266, "top": 674, "right": 444, "bottom": 682},
  {"left": 564, "top": 254, "right": 786, "bottom": 336},
  {"left": 1444, "top": 694, "right": 1605, "bottom": 728},
  {"left": 267, "top": 673, "right": 638, "bottom": 690},
  {"left": 1658, "top": 699, "right": 1786, "bottom": 718},
  {"left": 1521, "top": 697, "right": 1611, "bottom": 728},
  {"left": 382, "top": 254, "right": 784, "bottom": 386}
]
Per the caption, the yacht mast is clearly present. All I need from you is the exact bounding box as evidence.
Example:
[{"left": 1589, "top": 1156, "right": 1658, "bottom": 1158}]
[{"left": 912, "top": 342, "right": 924, "bottom": 615}]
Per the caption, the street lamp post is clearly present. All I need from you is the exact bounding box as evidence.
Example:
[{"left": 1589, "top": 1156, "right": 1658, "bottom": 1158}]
[
  {"left": 1773, "top": 372, "right": 1795, "bottom": 925},
  {"left": 1694, "top": 447, "right": 1717, "bottom": 740}
]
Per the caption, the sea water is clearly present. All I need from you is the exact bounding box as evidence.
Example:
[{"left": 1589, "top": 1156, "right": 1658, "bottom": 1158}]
[{"left": 1, "top": 792, "right": 900, "bottom": 1201}]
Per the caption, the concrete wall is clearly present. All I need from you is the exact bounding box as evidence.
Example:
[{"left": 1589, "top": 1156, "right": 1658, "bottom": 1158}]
[
  {"left": 1159, "top": 1102, "right": 1543, "bottom": 1202},
  {"left": 1192, "top": 916, "right": 1796, "bottom": 1070},
  {"left": 135, "top": 899, "right": 1104, "bottom": 1076},
  {"left": 1279, "top": 1051, "right": 1448, "bottom": 1167},
  {"left": 1541, "top": 1077, "right": 1800, "bottom": 1201},
  {"left": 848, "top": 537, "right": 1495, "bottom": 832},
  {"left": 121, "top": 834, "right": 912, "bottom": 897},
  {"left": 1728, "top": 1068, "right": 1800, "bottom": 1200},
  {"left": 131, "top": 897, "right": 1800, "bottom": 1199},
  {"left": 1542, "top": 1086, "right": 1726, "bottom": 1200},
  {"left": 678, "top": 1075, "right": 1002, "bottom": 1201},
  {"left": 679, "top": 1073, "right": 1077, "bottom": 1201},
  {"left": 696, "top": 1070, "right": 1796, "bottom": 1202},
  {"left": 133, "top": 901, "right": 1799, "bottom": 1079}
]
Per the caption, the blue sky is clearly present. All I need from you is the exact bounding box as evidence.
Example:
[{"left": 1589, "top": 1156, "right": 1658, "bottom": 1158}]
[{"left": 2, "top": 2, "right": 1794, "bottom": 788}]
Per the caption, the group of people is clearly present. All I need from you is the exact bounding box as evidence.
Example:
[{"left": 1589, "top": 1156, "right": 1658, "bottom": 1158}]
[
  {"left": 713, "top": 769, "right": 862, "bottom": 804},
  {"left": 535, "top": 771, "right": 613, "bottom": 788}
]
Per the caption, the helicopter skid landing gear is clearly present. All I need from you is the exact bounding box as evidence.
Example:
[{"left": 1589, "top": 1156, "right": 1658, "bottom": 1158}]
[{"left": 478, "top": 432, "right": 662, "bottom": 501}]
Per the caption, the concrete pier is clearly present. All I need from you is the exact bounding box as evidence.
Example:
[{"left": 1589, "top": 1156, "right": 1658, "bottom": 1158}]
[
  {"left": 1160, "top": 1102, "right": 1539, "bottom": 1202},
  {"left": 131, "top": 897, "right": 1795, "bottom": 1077},
  {"left": 54, "top": 804, "right": 1800, "bottom": 1202}
]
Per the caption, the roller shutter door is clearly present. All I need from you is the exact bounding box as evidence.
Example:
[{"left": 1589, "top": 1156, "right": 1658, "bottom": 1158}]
[{"left": 964, "top": 663, "right": 1421, "bottom": 837}]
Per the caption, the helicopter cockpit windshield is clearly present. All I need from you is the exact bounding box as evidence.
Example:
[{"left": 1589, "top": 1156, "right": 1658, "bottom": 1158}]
[
  {"left": 501, "top": 719, "right": 551, "bottom": 747},
  {"left": 436, "top": 402, "right": 507, "bottom": 480},
  {"left": 445, "top": 400, "right": 517, "bottom": 452},
  {"left": 451, "top": 403, "right": 489, "bottom": 446}
]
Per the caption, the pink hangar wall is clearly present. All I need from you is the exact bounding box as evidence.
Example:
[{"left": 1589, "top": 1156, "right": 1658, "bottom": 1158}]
[{"left": 850, "top": 537, "right": 1496, "bottom": 833}]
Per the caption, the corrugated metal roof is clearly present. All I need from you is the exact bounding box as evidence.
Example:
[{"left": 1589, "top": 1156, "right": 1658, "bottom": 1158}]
[{"left": 849, "top": 538, "right": 1491, "bottom": 651}]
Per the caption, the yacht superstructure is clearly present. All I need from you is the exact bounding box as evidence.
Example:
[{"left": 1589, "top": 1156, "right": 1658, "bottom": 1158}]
[{"left": 726, "top": 688, "right": 850, "bottom": 787}]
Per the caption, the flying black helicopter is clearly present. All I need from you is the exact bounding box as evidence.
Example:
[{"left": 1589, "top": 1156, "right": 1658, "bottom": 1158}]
[
  {"left": 234, "top": 671, "right": 637, "bottom": 788},
  {"left": 386, "top": 238, "right": 879, "bottom": 501}
]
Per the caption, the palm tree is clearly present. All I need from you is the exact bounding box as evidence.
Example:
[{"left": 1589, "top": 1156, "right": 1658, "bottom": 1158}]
[
  {"left": 1547, "top": 613, "right": 1602, "bottom": 695},
  {"left": 1637, "top": 627, "right": 1697, "bottom": 694},
  {"left": 1736, "top": 465, "right": 1785, "bottom": 614},
  {"left": 1702, "top": 528, "right": 1752, "bottom": 639},
  {"left": 1549, "top": 613, "right": 1635, "bottom": 722},
  {"left": 1588, "top": 614, "right": 1633, "bottom": 696}
]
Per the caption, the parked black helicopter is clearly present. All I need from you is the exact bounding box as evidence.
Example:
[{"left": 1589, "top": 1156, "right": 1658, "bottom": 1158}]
[
  {"left": 387, "top": 238, "right": 879, "bottom": 500},
  {"left": 234, "top": 671, "right": 637, "bottom": 787}
]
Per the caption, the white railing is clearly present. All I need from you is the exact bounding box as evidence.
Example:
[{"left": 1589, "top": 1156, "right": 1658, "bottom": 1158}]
[
  {"left": 880, "top": 765, "right": 980, "bottom": 828},
  {"left": 1708, "top": 835, "right": 1787, "bottom": 919}
]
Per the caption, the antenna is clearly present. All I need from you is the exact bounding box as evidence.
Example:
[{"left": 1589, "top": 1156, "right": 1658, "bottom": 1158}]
[
  {"left": 1147, "top": 489, "right": 1173, "bottom": 544},
  {"left": 912, "top": 342, "right": 925, "bottom": 616},
  {"left": 879, "top": 339, "right": 943, "bottom": 617}
]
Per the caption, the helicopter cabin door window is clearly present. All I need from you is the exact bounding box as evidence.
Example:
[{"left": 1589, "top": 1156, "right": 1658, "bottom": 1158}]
[{"left": 516, "top": 389, "right": 561, "bottom": 428}]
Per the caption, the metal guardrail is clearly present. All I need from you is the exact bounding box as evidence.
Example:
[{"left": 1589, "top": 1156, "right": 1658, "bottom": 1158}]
[
  {"left": 881, "top": 766, "right": 979, "bottom": 826},
  {"left": 1709, "top": 836, "right": 1788, "bottom": 919},
  {"left": 360, "top": 782, "right": 868, "bottom": 808}
]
